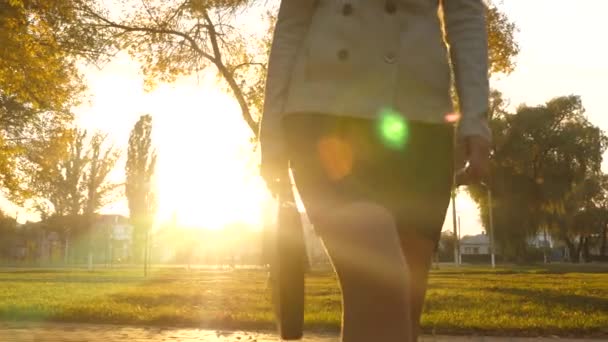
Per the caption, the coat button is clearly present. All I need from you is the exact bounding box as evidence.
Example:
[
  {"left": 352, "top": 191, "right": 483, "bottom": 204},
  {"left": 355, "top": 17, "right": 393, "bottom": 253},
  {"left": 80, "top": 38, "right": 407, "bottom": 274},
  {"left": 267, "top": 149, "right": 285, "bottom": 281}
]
[
  {"left": 385, "top": 2, "right": 397, "bottom": 14},
  {"left": 337, "top": 49, "right": 349, "bottom": 61},
  {"left": 342, "top": 3, "right": 353, "bottom": 16},
  {"left": 384, "top": 52, "right": 396, "bottom": 64}
]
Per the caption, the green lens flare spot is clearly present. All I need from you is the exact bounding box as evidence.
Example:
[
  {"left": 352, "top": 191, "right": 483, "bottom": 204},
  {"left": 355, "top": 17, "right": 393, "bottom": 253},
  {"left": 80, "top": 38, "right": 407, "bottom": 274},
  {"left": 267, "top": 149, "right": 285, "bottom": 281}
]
[{"left": 378, "top": 108, "right": 409, "bottom": 150}]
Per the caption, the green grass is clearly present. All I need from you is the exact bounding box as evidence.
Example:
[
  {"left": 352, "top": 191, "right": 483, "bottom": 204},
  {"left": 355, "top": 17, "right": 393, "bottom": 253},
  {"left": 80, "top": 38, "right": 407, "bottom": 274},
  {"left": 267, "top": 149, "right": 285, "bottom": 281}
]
[{"left": 0, "top": 264, "right": 606, "bottom": 337}]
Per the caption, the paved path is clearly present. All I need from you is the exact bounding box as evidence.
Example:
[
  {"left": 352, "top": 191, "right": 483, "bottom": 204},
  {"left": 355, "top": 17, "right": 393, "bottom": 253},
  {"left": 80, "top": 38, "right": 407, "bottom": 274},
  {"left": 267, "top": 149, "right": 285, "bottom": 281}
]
[{"left": 0, "top": 323, "right": 602, "bottom": 341}]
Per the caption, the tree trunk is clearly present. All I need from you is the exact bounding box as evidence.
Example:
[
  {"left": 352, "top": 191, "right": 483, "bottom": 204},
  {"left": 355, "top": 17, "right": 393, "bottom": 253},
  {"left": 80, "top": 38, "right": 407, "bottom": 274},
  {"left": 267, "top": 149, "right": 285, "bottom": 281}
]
[
  {"left": 64, "top": 237, "right": 69, "bottom": 265},
  {"left": 582, "top": 236, "right": 591, "bottom": 263},
  {"left": 144, "top": 228, "right": 149, "bottom": 277},
  {"left": 601, "top": 225, "right": 607, "bottom": 257},
  {"left": 88, "top": 218, "right": 94, "bottom": 271},
  {"left": 201, "top": 11, "right": 258, "bottom": 136},
  {"left": 187, "top": 249, "right": 192, "bottom": 271},
  {"left": 88, "top": 252, "right": 93, "bottom": 271},
  {"left": 132, "top": 223, "right": 145, "bottom": 264},
  {"left": 564, "top": 238, "right": 576, "bottom": 263},
  {"left": 574, "top": 237, "right": 585, "bottom": 263},
  {"left": 543, "top": 228, "right": 549, "bottom": 263}
]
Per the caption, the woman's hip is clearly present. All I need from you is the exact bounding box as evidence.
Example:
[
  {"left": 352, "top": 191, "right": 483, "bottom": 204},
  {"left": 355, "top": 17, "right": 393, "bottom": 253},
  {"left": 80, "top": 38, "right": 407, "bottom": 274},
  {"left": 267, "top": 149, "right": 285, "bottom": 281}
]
[{"left": 283, "top": 113, "right": 454, "bottom": 242}]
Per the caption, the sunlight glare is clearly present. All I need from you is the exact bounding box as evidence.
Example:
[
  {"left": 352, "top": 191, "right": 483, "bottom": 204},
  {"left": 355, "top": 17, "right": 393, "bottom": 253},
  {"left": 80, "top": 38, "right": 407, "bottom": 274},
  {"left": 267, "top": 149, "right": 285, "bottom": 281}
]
[{"left": 76, "top": 60, "right": 269, "bottom": 231}]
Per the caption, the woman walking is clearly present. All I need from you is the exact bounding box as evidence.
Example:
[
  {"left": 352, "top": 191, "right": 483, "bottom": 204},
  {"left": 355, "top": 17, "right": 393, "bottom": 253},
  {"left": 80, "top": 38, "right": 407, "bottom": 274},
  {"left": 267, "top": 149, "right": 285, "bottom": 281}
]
[{"left": 260, "top": 1, "right": 491, "bottom": 341}]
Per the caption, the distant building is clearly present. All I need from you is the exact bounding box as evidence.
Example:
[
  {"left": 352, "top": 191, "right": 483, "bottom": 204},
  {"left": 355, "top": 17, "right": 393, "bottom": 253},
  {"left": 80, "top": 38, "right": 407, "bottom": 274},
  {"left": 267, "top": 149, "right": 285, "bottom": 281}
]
[
  {"left": 459, "top": 233, "right": 490, "bottom": 255},
  {"left": 460, "top": 230, "right": 558, "bottom": 256}
]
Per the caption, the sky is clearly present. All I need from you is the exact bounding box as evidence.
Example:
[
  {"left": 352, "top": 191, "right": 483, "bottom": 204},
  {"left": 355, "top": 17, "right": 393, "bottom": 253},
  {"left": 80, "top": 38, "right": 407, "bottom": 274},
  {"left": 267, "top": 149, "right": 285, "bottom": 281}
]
[{"left": 3, "top": 1, "right": 608, "bottom": 237}]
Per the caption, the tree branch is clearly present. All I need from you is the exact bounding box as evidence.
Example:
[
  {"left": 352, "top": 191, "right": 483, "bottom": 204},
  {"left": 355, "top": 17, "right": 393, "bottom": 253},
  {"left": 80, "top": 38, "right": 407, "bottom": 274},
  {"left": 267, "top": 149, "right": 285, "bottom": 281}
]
[
  {"left": 202, "top": 10, "right": 258, "bottom": 135},
  {"left": 83, "top": 3, "right": 259, "bottom": 136},
  {"left": 141, "top": 0, "right": 163, "bottom": 28},
  {"left": 84, "top": 6, "right": 216, "bottom": 63},
  {"left": 230, "top": 61, "right": 265, "bottom": 74}
]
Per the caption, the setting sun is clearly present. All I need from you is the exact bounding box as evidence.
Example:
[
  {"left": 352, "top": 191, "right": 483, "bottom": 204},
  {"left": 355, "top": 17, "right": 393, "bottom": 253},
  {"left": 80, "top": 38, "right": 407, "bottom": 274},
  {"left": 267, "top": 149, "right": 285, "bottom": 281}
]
[{"left": 76, "top": 55, "right": 271, "bottom": 231}]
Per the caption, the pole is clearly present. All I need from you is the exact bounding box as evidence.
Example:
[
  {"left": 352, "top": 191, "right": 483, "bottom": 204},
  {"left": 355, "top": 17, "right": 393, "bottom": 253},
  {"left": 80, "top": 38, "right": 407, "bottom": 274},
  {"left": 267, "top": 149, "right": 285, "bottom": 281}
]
[
  {"left": 458, "top": 215, "right": 462, "bottom": 264},
  {"left": 543, "top": 227, "right": 549, "bottom": 264},
  {"left": 487, "top": 187, "right": 495, "bottom": 268},
  {"left": 144, "top": 229, "right": 149, "bottom": 277},
  {"left": 109, "top": 241, "right": 113, "bottom": 269},
  {"left": 88, "top": 224, "right": 93, "bottom": 271},
  {"left": 144, "top": 181, "right": 150, "bottom": 277},
  {"left": 451, "top": 189, "right": 459, "bottom": 266},
  {"left": 64, "top": 233, "right": 69, "bottom": 265}
]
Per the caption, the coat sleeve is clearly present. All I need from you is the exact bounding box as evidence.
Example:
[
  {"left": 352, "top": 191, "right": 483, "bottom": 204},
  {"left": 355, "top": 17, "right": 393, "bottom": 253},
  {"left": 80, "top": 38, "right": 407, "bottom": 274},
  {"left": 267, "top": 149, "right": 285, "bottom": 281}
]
[
  {"left": 443, "top": 0, "right": 491, "bottom": 143},
  {"left": 259, "top": 0, "right": 316, "bottom": 161}
]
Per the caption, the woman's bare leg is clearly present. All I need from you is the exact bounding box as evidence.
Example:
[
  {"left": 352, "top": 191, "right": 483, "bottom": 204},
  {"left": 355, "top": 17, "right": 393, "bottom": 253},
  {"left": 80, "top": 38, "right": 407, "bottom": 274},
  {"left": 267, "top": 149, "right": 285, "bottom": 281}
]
[
  {"left": 315, "top": 202, "right": 413, "bottom": 342},
  {"left": 399, "top": 231, "right": 436, "bottom": 341}
]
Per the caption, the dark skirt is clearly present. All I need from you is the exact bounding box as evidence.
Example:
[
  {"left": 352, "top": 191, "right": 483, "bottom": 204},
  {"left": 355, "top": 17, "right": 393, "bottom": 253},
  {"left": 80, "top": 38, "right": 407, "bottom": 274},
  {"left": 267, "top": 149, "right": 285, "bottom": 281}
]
[{"left": 283, "top": 113, "right": 454, "bottom": 243}]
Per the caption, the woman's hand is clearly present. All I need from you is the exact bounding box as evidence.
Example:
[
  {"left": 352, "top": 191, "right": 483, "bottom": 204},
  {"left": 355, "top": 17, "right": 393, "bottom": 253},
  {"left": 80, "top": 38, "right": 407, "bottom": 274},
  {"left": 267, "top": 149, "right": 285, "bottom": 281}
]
[
  {"left": 261, "top": 154, "right": 290, "bottom": 197},
  {"left": 455, "top": 135, "right": 490, "bottom": 186}
]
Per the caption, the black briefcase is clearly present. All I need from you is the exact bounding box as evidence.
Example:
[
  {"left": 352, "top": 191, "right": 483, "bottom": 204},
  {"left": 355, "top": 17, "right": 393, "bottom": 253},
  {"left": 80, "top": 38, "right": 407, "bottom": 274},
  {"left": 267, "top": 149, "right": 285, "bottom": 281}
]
[{"left": 268, "top": 187, "right": 307, "bottom": 340}]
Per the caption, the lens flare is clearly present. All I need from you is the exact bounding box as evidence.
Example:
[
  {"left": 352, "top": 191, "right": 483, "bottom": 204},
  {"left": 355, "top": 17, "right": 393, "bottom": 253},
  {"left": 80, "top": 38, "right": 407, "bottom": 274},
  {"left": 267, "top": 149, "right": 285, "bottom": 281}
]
[
  {"left": 377, "top": 108, "right": 409, "bottom": 150},
  {"left": 317, "top": 136, "right": 354, "bottom": 181},
  {"left": 444, "top": 112, "right": 461, "bottom": 123}
]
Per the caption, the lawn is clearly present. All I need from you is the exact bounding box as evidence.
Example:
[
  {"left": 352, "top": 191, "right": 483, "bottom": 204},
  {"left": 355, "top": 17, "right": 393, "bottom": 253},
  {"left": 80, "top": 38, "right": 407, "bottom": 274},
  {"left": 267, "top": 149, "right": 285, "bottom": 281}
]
[{"left": 0, "top": 264, "right": 606, "bottom": 337}]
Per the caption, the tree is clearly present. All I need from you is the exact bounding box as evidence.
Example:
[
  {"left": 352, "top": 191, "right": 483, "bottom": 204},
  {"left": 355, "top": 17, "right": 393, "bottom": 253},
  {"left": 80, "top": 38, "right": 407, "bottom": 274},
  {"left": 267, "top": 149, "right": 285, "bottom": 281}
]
[
  {"left": 20, "top": 129, "right": 121, "bottom": 263},
  {"left": 126, "top": 115, "right": 157, "bottom": 264},
  {"left": 0, "top": 0, "right": 112, "bottom": 198},
  {"left": 468, "top": 94, "right": 608, "bottom": 261},
  {"left": 561, "top": 174, "right": 608, "bottom": 262},
  {"left": 79, "top": 0, "right": 518, "bottom": 140},
  {"left": 0, "top": 0, "right": 111, "bottom": 112},
  {"left": 83, "top": 132, "right": 121, "bottom": 268},
  {"left": 79, "top": 0, "right": 261, "bottom": 134},
  {"left": 597, "top": 177, "right": 608, "bottom": 257},
  {"left": 0, "top": 101, "right": 73, "bottom": 205},
  {"left": 485, "top": 3, "right": 519, "bottom": 75},
  {"left": 0, "top": 210, "right": 18, "bottom": 262},
  {"left": 83, "top": 132, "right": 121, "bottom": 217},
  {"left": 437, "top": 231, "right": 457, "bottom": 262}
]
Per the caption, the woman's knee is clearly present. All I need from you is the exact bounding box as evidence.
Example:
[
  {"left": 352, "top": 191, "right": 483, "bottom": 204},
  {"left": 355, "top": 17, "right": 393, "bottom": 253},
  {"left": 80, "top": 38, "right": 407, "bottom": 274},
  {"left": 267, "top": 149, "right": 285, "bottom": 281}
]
[{"left": 319, "top": 201, "right": 411, "bottom": 298}]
